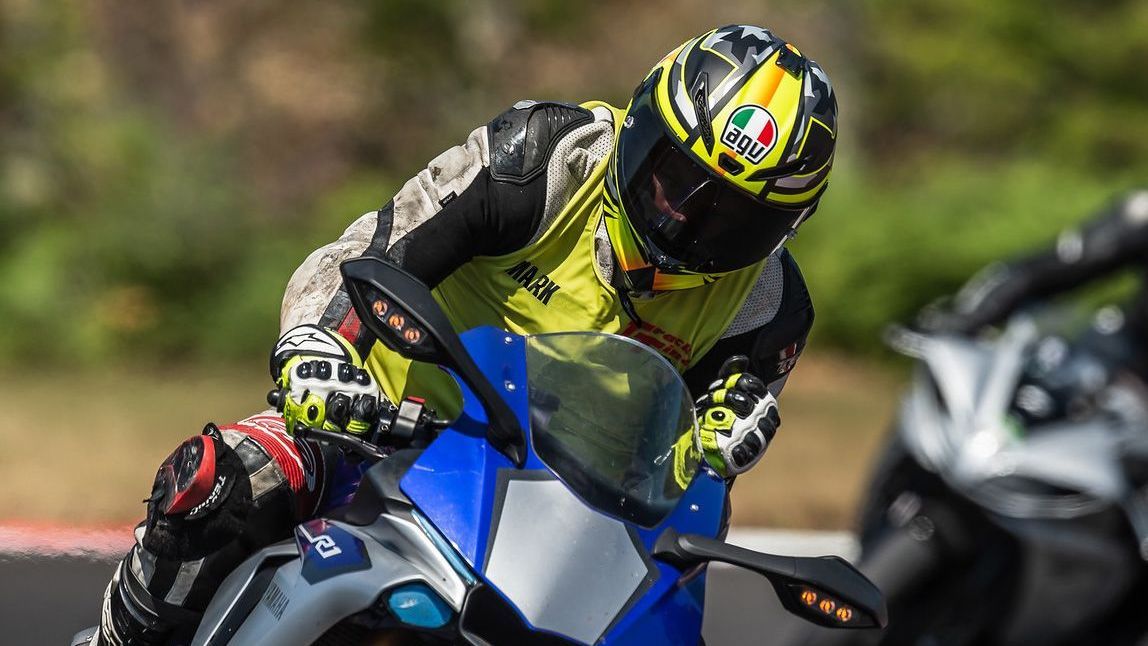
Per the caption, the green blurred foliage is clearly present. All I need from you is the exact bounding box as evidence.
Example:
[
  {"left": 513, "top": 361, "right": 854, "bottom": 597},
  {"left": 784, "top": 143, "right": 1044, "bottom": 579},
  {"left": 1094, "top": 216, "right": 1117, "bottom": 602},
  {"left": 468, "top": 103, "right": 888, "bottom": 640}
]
[
  {"left": 860, "top": 0, "right": 1148, "bottom": 171},
  {"left": 791, "top": 159, "right": 1142, "bottom": 351},
  {"left": 0, "top": 0, "right": 1145, "bottom": 364}
]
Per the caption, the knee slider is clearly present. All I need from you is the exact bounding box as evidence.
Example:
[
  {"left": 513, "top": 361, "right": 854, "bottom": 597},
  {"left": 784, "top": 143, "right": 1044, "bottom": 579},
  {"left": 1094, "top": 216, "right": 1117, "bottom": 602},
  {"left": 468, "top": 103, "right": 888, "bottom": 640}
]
[
  {"left": 153, "top": 430, "right": 229, "bottom": 519},
  {"left": 143, "top": 425, "right": 253, "bottom": 560}
]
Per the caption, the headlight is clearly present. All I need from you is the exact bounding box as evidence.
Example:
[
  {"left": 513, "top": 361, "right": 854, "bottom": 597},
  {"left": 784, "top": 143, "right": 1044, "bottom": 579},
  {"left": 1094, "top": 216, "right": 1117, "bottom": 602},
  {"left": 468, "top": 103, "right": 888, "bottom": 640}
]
[{"left": 386, "top": 582, "right": 453, "bottom": 629}]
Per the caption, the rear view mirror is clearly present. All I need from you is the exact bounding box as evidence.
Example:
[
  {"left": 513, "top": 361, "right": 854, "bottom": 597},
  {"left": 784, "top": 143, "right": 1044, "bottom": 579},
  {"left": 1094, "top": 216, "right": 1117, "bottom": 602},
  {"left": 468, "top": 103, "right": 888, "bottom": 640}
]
[
  {"left": 341, "top": 257, "right": 451, "bottom": 363},
  {"left": 654, "top": 528, "right": 887, "bottom": 630},
  {"left": 339, "top": 257, "right": 526, "bottom": 466}
]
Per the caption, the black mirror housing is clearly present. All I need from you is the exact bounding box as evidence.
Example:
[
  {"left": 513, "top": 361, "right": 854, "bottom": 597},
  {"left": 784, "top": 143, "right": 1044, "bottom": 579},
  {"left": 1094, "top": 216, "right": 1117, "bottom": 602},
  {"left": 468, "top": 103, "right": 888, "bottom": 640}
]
[
  {"left": 339, "top": 257, "right": 526, "bottom": 466},
  {"left": 654, "top": 528, "right": 887, "bottom": 630}
]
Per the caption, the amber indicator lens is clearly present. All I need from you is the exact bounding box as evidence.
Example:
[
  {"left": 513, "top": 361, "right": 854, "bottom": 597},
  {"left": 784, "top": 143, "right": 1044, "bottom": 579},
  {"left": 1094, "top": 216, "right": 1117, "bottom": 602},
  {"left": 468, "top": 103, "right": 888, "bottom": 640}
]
[
  {"left": 790, "top": 584, "right": 864, "bottom": 626},
  {"left": 403, "top": 327, "right": 422, "bottom": 343},
  {"left": 372, "top": 299, "right": 388, "bottom": 317},
  {"left": 387, "top": 313, "right": 405, "bottom": 330}
]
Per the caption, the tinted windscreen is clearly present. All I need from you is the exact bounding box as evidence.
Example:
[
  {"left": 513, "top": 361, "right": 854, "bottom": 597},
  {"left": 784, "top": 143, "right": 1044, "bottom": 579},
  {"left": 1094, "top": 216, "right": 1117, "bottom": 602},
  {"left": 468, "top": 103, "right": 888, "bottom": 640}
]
[{"left": 526, "top": 333, "right": 697, "bottom": 527}]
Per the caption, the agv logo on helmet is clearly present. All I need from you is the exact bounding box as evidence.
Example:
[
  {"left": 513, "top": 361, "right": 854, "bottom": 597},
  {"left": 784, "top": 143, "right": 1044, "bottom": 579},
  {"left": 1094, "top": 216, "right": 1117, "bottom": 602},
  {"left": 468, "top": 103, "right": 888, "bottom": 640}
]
[{"left": 721, "top": 105, "right": 778, "bottom": 164}]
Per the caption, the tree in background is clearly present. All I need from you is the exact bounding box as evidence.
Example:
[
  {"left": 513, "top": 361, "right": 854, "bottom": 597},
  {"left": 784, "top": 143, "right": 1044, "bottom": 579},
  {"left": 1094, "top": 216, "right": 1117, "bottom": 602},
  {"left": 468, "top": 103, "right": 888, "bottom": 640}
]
[{"left": 1, "top": 0, "right": 1145, "bottom": 362}]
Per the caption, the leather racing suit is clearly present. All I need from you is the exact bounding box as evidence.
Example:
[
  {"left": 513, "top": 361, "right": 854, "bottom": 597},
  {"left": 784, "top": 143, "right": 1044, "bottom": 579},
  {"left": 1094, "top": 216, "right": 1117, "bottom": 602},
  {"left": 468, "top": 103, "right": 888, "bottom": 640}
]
[{"left": 96, "top": 100, "right": 816, "bottom": 644}]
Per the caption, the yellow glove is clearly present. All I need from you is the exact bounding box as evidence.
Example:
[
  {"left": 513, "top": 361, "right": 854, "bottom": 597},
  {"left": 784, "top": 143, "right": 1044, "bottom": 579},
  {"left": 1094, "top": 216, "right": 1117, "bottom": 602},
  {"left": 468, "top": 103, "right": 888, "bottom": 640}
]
[{"left": 267, "top": 325, "right": 385, "bottom": 435}]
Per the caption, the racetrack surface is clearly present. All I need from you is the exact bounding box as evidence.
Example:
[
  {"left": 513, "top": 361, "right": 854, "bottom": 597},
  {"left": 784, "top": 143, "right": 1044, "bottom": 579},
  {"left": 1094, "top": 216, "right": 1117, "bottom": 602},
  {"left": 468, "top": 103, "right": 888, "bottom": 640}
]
[{"left": 2, "top": 529, "right": 859, "bottom": 645}]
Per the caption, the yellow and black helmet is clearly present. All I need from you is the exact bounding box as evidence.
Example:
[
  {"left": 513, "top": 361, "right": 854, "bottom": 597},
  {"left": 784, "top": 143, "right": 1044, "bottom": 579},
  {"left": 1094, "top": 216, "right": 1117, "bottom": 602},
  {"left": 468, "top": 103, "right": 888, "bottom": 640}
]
[{"left": 605, "top": 25, "right": 837, "bottom": 291}]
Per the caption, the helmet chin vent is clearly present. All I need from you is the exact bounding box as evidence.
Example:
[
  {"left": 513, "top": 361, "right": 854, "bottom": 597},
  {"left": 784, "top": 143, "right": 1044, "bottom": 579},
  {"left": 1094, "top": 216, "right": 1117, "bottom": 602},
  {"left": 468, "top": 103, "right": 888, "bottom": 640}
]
[
  {"left": 718, "top": 153, "right": 745, "bottom": 175},
  {"left": 747, "top": 158, "right": 807, "bottom": 182}
]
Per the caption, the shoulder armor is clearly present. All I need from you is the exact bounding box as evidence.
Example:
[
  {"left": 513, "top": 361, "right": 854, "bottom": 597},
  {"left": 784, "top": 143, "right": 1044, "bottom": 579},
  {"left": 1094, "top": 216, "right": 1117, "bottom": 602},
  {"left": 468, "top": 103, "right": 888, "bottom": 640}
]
[{"left": 487, "top": 100, "right": 594, "bottom": 185}]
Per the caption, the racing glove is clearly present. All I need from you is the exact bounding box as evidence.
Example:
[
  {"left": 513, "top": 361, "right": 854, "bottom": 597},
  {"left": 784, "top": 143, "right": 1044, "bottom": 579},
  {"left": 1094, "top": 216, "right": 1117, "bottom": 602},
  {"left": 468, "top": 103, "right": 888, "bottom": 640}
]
[
  {"left": 696, "top": 355, "right": 780, "bottom": 478},
  {"left": 267, "top": 324, "right": 387, "bottom": 435}
]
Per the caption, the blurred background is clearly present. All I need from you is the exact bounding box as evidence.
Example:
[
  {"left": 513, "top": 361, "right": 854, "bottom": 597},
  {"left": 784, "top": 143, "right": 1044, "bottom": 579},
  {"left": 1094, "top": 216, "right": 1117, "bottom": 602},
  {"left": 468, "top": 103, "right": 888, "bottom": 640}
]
[{"left": 2, "top": 0, "right": 1147, "bottom": 529}]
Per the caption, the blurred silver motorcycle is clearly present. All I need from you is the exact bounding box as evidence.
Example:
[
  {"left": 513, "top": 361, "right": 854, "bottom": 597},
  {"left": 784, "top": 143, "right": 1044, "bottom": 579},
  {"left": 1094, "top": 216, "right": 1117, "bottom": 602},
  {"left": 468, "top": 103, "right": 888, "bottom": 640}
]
[{"left": 794, "top": 308, "right": 1148, "bottom": 645}]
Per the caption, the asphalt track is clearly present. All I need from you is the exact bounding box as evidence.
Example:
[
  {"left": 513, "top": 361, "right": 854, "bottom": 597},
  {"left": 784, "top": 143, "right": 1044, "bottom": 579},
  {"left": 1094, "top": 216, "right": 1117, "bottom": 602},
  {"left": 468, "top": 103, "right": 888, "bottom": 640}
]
[{"left": 1, "top": 530, "right": 859, "bottom": 645}]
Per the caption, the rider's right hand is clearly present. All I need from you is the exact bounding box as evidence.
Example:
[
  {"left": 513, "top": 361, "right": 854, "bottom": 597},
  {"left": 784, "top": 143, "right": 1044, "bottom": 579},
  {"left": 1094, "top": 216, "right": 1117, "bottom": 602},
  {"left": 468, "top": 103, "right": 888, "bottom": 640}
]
[{"left": 267, "top": 324, "right": 387, "bottom": 435}]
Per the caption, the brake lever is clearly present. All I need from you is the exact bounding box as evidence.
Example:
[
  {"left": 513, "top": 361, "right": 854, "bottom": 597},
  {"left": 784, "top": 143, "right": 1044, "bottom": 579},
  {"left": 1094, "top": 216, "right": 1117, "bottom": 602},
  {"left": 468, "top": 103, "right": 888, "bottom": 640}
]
[{"left": 293, "top": 423, "right": 389, "bottom": 462}]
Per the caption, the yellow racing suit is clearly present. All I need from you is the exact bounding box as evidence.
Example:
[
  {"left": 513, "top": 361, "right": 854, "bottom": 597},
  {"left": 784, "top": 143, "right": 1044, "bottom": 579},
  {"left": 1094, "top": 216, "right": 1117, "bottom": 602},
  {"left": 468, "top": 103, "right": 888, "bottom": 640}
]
[{"left": 281, "top": 100, "right": 815, "bottom": 412}]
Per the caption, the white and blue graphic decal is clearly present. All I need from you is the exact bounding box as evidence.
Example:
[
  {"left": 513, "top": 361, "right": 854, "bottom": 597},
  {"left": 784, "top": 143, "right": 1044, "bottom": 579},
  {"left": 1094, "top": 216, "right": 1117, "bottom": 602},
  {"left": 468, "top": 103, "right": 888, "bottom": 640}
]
[{"left": 295, "top": 519, "right": 371, "bottom": 583}]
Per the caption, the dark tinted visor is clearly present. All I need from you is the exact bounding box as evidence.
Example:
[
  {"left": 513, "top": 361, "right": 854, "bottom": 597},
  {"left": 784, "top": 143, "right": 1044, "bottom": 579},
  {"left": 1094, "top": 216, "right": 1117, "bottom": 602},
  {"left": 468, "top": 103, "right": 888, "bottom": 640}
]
[{"left": 615, "top": 92, "right": 810, "bottom": 273}]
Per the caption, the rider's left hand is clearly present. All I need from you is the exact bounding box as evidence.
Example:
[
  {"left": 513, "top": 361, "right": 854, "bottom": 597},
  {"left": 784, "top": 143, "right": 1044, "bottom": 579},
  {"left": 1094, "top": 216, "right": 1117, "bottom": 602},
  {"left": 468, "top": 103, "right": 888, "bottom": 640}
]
[
  {"left": 695, "top": 355, "right": 780, "bottom": 478},
  {"left": 267, "top": 324, "right": 385, "bottom": 436}
]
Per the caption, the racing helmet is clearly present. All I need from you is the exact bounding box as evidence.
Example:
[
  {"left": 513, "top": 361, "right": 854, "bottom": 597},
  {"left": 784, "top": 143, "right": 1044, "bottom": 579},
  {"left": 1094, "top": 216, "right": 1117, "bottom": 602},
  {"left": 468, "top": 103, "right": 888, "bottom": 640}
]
[{"left": 604, "top": 25, "right": 838, "bottom": 292}]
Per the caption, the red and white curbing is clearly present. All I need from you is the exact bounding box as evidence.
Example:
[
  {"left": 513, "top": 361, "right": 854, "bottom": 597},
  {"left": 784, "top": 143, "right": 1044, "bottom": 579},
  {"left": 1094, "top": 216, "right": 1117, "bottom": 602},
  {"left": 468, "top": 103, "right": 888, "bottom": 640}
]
[
  {"left": 0, "top": 522, "right": 858, "bottom": 562},
  {"left": 0, "top": 522, "right": 136, "bottom": 560}
]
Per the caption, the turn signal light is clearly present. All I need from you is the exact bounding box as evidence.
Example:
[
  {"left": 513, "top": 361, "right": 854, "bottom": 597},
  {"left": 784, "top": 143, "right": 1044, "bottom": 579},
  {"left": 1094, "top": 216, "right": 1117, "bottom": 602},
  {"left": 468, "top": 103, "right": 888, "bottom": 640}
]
[
  {"left": 795, "top": 586, "right": 857, "bottom": 625},
  {"left": 364, "top": 289, "right": 428, "bottom": 351}
]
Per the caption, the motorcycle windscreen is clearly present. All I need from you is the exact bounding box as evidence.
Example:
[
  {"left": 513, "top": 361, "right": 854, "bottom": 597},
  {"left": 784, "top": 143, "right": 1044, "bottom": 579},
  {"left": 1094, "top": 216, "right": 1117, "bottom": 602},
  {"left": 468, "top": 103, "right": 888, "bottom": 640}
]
[
  {"left": 403, "top": 330, "right": 711, "bottom": 644},
  {"left": 524, "top": 332, "right": 699, "bottom": 528},
  {"left": 479, "top": 333, "right": 698, "bottom": 643}
]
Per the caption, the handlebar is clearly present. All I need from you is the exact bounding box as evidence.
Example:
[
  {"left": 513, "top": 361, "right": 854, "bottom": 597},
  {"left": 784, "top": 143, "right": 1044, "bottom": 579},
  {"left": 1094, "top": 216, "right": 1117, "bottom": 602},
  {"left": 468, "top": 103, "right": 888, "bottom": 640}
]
[{"left": 291, "top": 399, "right": 452, "bottom": 463}]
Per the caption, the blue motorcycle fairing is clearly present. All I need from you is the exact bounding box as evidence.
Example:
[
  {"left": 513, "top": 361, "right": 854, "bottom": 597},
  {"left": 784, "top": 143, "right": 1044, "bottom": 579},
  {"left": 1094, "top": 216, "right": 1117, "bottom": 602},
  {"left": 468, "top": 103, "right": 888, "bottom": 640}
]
[
  {"left": 318, "top": 454, "right": 373, "bottom": 514},
  {"left": 603, "top": 569, "right": 711, "bottom": 645},
  {"left": 400, "top": 423, "right": 512, "bottom": 569},
  {"left": 399, "top": 327, "right": 533, "bottom": 570},
  {"left": 600, "top": 469, "right": 725, "bottom": 644},
  {"left": 400, "top": 326, "right": 728, "bottom": 644}
]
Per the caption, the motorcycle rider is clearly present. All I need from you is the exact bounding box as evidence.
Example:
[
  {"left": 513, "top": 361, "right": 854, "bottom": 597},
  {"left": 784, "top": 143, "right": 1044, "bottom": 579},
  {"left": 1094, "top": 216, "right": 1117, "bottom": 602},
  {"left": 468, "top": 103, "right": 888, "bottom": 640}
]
[
  {"left": 94, "top": 24, "right": 837, "bottom": 644},
  {"left": 922, "top": 190, "right": 1148, "bottom": 359}
]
